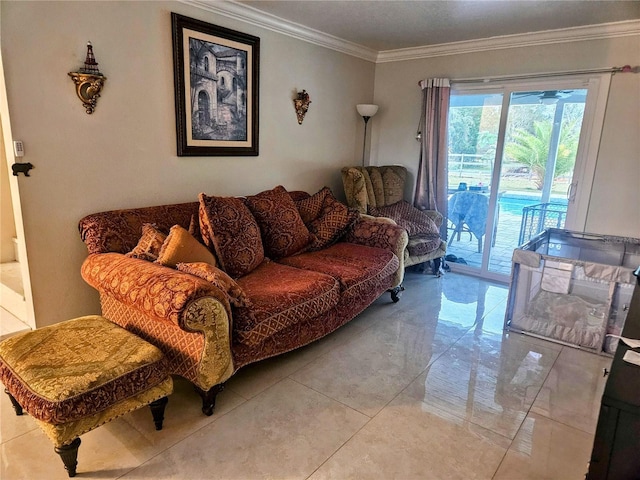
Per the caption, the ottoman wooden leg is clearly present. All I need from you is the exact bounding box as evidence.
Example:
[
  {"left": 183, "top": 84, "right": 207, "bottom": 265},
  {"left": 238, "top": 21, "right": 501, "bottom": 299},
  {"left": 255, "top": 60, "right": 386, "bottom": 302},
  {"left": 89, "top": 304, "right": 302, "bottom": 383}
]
[
  {"left": 4, "top": 389, "right": 23, "bottom": 416},
  {"left": 149, "top": 396, "right": 169, "bottom": 430},
  {"left": 54, "top": 437, "right": 81, "bottom": 478}
]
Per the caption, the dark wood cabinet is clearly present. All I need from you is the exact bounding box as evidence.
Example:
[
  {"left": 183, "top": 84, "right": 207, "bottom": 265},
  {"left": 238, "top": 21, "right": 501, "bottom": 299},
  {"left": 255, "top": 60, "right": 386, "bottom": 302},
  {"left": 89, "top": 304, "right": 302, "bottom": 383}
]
[{"left": 587, "top": 267, "right": 640, "bottom": 479}]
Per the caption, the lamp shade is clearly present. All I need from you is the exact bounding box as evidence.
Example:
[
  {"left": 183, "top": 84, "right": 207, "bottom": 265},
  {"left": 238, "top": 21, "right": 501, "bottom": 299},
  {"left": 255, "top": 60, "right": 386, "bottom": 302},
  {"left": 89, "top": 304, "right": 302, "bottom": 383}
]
[{"left": 356, "top": 104, "right": 379, "bottom": 118}]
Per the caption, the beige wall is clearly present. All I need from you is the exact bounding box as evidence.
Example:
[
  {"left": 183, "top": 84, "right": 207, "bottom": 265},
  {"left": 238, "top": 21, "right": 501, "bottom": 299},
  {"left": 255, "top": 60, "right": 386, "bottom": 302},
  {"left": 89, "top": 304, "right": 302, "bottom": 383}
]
[
  {"left": 587, "top": 70, "right": 640, "bottom": 235},
  {"left": 1, "top": 1, "right": 375, "bottom": 327},
  {"left": 371, "top": 36, "right": 640, "bottom": 238}
]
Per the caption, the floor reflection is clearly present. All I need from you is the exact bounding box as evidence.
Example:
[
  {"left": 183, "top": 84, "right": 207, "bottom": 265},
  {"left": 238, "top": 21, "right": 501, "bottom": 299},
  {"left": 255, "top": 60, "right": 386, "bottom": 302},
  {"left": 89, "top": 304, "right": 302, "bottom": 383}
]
[
  {"left": 442, "top": 274, "right": 489, "bottom": 332},
  {"left": 402, "top": 271, "right": 562, "bottom": 439}
]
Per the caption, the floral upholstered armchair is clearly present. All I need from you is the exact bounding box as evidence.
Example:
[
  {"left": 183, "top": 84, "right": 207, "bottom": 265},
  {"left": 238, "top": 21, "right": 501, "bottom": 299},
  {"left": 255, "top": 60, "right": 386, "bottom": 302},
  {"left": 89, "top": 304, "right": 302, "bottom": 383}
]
[{"left": 342, "top": 166, "right": 447, "bottom": 292}]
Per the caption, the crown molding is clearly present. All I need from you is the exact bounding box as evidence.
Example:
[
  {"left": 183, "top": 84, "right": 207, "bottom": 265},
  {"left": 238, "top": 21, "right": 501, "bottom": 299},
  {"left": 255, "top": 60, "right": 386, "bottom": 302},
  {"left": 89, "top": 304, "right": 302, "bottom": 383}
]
[
  {"left": 376, "top": 19, "right": 640, "bottom": 63},
  {"left": 182, "top": 0, "right": 378, "bottom": 62},
  {"left": 181, "top": 2, "right": 640, "bottom": 65}
]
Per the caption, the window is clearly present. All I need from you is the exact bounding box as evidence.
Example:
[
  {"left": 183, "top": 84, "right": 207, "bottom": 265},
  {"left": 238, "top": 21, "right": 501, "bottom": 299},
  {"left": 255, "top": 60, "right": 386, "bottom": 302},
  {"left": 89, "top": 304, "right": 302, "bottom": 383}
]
[{"left": 445, "top": 75, "right": 610, "bottom": 281}]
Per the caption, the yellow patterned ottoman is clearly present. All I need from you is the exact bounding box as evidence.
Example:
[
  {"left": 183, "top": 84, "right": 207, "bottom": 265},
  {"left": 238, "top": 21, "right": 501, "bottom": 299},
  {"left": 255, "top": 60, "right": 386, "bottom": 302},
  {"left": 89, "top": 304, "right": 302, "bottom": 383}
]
[{"left": 0, "top": 315, "right": 173, "bottom": 477}]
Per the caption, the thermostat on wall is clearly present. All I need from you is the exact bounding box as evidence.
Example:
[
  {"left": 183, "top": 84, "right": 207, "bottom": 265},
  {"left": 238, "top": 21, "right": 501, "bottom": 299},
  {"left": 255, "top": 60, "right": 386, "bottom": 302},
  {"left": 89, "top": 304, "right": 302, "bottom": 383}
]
[{"left": 13, "top": 140, "right": 24, "bottom": 157}]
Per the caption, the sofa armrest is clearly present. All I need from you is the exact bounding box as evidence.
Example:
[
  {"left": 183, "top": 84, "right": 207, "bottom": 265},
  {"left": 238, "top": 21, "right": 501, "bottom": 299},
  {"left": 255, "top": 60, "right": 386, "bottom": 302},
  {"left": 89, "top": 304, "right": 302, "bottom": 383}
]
[
  {"left": 82, "top": 253, "right": 236, "bottom": 390},
  {"left": 81, "top": 253, "right": 232, "bottom": 330},
  {"left": 345, "top": 215, "right": 408, "bottom": 251},
  {"left": 422, "top": 209, "right": 444, "bottom": 228},
  {"left": 343, "top": 216, "right": 408, "bottom": 288}
]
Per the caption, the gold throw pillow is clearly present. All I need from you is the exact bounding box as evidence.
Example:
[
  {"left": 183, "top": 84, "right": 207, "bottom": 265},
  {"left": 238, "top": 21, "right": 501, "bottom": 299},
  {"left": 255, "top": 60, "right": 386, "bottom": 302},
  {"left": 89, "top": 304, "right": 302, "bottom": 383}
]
[{"left": 156, "top": 225, "right": 217, "bottom": 268}]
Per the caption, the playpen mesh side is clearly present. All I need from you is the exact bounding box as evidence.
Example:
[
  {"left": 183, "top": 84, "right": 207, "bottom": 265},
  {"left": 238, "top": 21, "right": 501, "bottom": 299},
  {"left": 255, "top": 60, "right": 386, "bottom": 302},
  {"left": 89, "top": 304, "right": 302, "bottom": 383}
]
[
  {"left": 506, "top": 230, "right": 639, "bottom": 355},
  {"left": 508, "top": 263, "right": 607, "bottom": 351}
]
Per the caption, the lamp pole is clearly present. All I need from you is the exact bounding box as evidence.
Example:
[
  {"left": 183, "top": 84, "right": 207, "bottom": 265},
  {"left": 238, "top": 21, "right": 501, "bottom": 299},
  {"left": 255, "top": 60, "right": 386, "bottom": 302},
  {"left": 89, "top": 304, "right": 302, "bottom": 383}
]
[
  {"left": 356, "top": 104, "right": 379, "bottom": 167},
  {"left": 361, "top": 116, "right": 371, "bottom": 166}
]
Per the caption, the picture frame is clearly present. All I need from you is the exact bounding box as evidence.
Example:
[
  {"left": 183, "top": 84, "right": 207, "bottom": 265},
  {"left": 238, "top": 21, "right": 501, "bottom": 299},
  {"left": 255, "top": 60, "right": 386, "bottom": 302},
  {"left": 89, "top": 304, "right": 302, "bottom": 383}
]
[{"left": 171, "top": 13, "right": 260, "bottom": 156}]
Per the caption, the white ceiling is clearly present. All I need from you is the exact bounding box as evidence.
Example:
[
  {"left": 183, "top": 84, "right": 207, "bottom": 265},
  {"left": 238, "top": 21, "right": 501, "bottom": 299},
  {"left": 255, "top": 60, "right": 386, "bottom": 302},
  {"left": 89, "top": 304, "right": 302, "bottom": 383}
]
[{"left": 236, "top": 0, "right": 640, "bottom": 52}]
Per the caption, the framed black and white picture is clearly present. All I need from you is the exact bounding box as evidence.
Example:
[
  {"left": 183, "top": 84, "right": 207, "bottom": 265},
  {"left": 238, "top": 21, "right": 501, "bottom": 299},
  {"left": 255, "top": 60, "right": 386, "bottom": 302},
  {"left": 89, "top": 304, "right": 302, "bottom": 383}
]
[{"left": 172, "top": 13, "right": 259, "bottom": 156}]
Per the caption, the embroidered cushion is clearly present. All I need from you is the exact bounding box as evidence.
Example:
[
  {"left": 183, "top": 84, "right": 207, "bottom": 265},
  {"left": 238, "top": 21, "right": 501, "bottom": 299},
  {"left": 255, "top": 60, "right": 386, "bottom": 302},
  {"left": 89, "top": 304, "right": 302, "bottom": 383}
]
[
  {"left": 296, "top": 187, "right": 359, "bottom": 251},
  {"left": 245, "top": 185, "right": 311, "bottom": 259},
  {"left": 188, "top": 214, "right": 203, "bottom": 243},
  {"left": 294, "top": 187, "right": 327, "bottom": 224},
  {"left": 369, "top": 200, "right": 440, "bottom": 237},
  {"left": 176, "top": 262, "right": 249, "bottom": 307},
  {"left": 233, "top": 261, "right": 340, "bottom": 348},
  {"left": 199, "top": 193, "right": 264, "bottom": 278},
  {"left": 126, "top": 224, "right": 167, "bottom": 262},
  {"left": 279, "top": 242, "right": 399, "bottom": 292},
  {"left": 287, "top": 190, "right": 310, "bottom": 202},
  {"left": 156, "top": 224, "right": 217, "bottom": 268}
]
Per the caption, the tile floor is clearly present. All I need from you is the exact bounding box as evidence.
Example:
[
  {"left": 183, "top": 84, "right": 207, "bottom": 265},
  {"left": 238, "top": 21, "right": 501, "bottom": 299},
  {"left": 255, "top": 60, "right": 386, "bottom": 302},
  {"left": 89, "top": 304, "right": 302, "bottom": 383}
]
[{"left": 1, "top": 272, "right": 611, "bottom": 479}]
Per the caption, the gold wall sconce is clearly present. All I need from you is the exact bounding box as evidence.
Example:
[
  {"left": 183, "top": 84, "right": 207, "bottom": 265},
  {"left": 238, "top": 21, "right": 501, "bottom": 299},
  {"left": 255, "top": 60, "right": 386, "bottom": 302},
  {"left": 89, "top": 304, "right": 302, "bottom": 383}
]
[
  {"left": 293, "top": 90, "right": 311, "bottom": 124},
  {"left": 68, "top": 42, "right": 106, "bottom": 114}
]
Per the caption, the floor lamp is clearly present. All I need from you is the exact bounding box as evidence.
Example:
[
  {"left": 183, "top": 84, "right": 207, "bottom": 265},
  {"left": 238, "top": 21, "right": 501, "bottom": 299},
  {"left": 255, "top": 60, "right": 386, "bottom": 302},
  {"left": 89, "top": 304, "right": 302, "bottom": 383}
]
[{"left": 356, "top": 104, "right": 379, "bottom": 166}]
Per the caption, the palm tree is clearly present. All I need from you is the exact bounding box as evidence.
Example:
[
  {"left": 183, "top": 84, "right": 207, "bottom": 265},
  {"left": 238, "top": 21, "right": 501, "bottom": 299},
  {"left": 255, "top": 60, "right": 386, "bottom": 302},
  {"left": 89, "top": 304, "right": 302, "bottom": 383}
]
[{"left": 505, "top": 118, "right": 580, "bottom": 190}]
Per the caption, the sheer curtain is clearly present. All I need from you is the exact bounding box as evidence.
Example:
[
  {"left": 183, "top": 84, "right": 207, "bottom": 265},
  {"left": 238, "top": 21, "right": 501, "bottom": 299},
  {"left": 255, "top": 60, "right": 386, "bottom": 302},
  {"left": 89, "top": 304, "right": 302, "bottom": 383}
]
[{"left": 414, "top": 78, "right": 451, "bottom": 225}]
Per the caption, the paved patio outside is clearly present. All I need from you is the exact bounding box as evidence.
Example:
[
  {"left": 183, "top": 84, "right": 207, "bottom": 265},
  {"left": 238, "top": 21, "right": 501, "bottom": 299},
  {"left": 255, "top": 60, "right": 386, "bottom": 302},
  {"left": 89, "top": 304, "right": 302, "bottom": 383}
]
[{"left": 444, "top": 204, "right": 530, "bottom": 277}]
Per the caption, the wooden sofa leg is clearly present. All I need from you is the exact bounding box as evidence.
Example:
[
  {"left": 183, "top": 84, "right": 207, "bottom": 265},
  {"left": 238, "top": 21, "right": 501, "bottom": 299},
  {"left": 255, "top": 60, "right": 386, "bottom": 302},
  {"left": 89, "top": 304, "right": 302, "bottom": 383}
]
[
  {"left": 54, "top": 437, "right": 81, "bottom": 477},
  {"left": 195, "top": 384, "right": 225, "bottom": 416},
  {"left": 390, "top": 285, "right": 405, "bottom": 303},
  {"left": 5, "top": 389, "right": 23, "bottom": 416},
  {"left": 433, "top": 257, "right": 442, "bottom": 277},
  {"left": 149, "top": 396, "right": 169, "bottom": 430}
]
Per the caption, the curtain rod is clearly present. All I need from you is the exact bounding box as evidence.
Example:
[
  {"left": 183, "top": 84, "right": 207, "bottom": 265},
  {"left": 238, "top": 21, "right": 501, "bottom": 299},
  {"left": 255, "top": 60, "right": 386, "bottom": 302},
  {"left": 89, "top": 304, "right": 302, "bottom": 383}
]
[{"left": 450, "top": 65, "right": 639, "bottom": 84}]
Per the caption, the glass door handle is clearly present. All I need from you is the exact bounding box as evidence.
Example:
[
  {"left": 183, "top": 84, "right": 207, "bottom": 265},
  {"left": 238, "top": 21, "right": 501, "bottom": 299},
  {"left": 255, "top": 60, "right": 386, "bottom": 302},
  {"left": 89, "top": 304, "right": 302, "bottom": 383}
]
[{"left": 567, "top": 182, "right": 577, "bottom": 202}]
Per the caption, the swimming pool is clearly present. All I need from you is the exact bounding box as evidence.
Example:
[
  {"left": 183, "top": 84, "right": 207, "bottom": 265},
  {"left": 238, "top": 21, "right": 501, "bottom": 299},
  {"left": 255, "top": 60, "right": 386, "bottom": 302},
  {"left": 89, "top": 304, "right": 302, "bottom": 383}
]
[{"left": 499, "top": 195, "right": 567, "bottom": 216}]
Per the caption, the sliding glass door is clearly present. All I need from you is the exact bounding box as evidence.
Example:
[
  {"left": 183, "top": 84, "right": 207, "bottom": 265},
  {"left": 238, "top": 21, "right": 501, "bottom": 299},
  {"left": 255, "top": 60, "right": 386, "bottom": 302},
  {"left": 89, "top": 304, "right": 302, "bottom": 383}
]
[{"left": 445, "top": 75, "right": 609, "bottom": 281}]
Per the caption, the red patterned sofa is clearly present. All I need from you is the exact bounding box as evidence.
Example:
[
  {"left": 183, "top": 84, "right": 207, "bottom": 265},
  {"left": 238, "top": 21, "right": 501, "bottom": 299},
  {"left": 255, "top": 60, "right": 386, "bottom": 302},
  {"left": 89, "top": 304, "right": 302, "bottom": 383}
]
[{"left": 79, "top": 186, "right": 407, "bottom": 415}]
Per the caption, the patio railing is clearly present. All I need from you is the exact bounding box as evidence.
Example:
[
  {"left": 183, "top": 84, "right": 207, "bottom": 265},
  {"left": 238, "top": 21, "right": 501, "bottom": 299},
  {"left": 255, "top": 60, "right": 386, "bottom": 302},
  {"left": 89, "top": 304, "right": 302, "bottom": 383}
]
[{"left": 448, "top": 154, "right": 488, "bottom": 175}]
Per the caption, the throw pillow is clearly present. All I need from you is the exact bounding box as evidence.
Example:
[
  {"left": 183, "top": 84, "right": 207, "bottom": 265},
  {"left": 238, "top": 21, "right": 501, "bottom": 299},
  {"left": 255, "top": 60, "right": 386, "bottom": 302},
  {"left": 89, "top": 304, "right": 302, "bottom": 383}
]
[
  {"left": 294, "top": 187, "right": 328, "bottom": 224},
  {"left": 126, "top": 224, "right": 167, "bottom": 262},
  {"left": 304, "top": 187, "right": 360, "bottom": 250},
  {"left": 176, "top": 262, "right": 249, "bottom": 307},
  {"left": 369, "top": 200, "right": 440, "bottom": 237},
  {"left": 156, "top": 224, "right": 218, "bottom": 268},
  {"left": 198, "top": 193, "right": 264, "bottom": 278},
  {"left": 188, "top": 214, "right": 203, "bottom": 243},
  {"left": 245, "top": 185, "right": 311, "bottom": 259}
]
